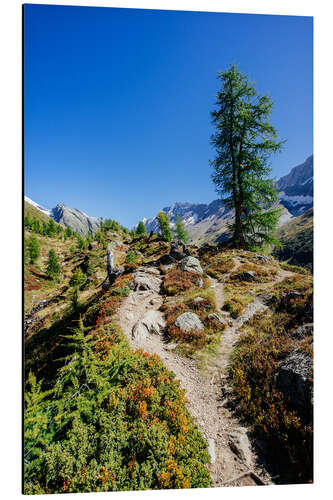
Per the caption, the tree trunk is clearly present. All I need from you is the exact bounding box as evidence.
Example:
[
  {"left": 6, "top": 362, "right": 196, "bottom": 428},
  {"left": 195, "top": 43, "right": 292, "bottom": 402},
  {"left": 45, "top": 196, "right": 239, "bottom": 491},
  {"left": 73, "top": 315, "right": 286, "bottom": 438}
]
[
  {"left": 106, "top": 243, "right": 124, "bottom": 286},
  {"left": 233, "top": 202, "right": 246, "bottom": 248}
]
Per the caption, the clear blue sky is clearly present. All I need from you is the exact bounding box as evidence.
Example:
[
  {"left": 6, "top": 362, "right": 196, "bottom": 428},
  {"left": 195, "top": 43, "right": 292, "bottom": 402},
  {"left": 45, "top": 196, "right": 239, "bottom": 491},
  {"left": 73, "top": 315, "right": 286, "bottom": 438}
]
[{"left": 24, "top": 4, "right": 313, "bottom": 228}]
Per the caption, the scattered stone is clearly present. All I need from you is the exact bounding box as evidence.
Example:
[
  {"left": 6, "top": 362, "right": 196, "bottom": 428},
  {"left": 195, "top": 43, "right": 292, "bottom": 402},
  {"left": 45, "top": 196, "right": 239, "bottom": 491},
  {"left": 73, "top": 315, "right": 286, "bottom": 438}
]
[
  {"left": 255, "top": 254, "right": 272, "bottom": 263},
  {"left": 164, "top": 343, "right": 178, "bottom": 351},
  {"left": 207, "top": 438, "right": 216, "bottom": 464},
  {"left": 132, "top": 310, "right": 166, "bottom": 340},
  {"left": 228, "top": 429, "right": 252, "bottom": 468},
  {"left": 88, "top": 242, "right": 98, "bottom": 250},
  {"left": 289, "top": 323, "right": 313, "bottom": 340},
  {"left": 197, "top": 277, "right": 204, "bottom": 288},
  {"left": 193, "top": 297, "right": 204, "bottom": 303},
  {"left": 178, "top": 256, "right": 203, "bottom": 275},
  {"left": 131, "top": 321, "right": 149, "bottom": 341},
  {"left": 150, "top": 297, "right": 160, "bottom": 306},
  {"left": 275, "top": 349, "right": 313, "bottom": 422},
  {"left": 207, "top": 313, "right": 224, "bottom": 326},
  {"left": 175, "top": 312, "right": 204, "bottom": 332}
]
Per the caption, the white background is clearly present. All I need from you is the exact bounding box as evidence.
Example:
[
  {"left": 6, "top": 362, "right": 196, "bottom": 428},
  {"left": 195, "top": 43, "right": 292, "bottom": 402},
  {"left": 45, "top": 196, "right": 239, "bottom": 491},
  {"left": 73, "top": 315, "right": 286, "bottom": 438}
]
[{"left": 0, "top": 0, "right": 332, "bottom": 498}]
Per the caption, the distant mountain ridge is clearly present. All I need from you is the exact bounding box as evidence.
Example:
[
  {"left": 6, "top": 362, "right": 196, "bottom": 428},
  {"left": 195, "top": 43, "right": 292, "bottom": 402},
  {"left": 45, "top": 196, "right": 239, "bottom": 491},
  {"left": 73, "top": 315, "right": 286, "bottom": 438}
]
[
  {"left": 25, "top": 154, "right": 313, "bottom": 244},
  {"left": 142, "top": 155, "right": 313, "bottom": 244},
  {"left": 277, "top": 155, "right": 313, "bottom": 216},
  {"left": 24, "top": 197, "right": 100, "bottom": 237}
]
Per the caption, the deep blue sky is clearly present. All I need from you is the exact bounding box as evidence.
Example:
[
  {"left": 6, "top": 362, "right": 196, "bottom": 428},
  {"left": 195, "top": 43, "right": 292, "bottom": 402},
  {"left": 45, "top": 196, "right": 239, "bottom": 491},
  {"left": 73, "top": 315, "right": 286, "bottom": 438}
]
[{"left": 24, "top": 4, "right": 313, "bottom": 228}]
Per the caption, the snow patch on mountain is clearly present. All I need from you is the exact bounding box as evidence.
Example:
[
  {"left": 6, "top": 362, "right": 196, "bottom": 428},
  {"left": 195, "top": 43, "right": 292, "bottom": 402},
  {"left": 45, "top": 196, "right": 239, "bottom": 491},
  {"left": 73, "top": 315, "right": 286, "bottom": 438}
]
[
  {"left": 25, "top": 196, "right": 52, "bottom": 217},
  {"left": 279, "top": 193, "right": 313, "bottom": 206}
]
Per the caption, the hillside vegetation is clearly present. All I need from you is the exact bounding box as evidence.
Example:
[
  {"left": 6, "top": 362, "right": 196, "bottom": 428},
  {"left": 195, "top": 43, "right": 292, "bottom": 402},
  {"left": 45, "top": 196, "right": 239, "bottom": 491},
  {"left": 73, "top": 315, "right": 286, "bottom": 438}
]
[
  {"left": 273, "top": 208, "right": 313, "bottom": 272},
  {"left": 24, "top": 208, "right": 313, "bottom": 491}
]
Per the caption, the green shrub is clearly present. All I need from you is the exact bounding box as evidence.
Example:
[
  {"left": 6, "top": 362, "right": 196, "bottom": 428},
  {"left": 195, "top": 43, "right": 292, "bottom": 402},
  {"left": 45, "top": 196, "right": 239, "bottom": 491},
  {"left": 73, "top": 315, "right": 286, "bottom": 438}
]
[
  {"left": 70, "top": 267, "right": 87, "bottom": 289},
  {"left": 27, "top": 235, "right": 40, "bottom": 264},
  {"left": 45, "top": 249, "right": 61, "bottom": 280},
  {"left": 125, "top": 251, "right": 138, "bottom": 263}
]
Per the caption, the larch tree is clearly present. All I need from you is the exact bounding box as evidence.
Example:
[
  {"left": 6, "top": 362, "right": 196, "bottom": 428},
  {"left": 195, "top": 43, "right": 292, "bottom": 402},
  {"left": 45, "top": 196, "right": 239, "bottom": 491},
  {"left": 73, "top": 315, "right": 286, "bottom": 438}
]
[
  {"left": 157, "top": 211, "right": 172, "bottom": 242},
  {"left": 210, "top": 64, "right": 284, "bottom": 249},
  {"left": 174, "top": 215, "right": 189, "bottom": 243},
  {"left": 136, "top": 220, "right": 147, "bottom": 237},
  {"left": 46, "top": 249, "right": 61, "bottom": 280}
]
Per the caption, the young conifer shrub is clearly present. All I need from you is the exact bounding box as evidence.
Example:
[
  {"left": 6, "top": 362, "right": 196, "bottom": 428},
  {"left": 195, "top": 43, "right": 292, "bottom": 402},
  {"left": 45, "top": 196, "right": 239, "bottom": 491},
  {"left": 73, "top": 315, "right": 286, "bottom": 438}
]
[
  {"left": 46, "top": 249, "right": 61, "bottom": 280},
  {"left": 157, "top": 211, "right": 172, "bottom": 242},
  {"left": 70, "top": 267, "right": 87, "bottom": 288},
  {"left": 175, "top": 215, "right": 189, "bottom": 243},
  {"left": 27, "top": 235, "right": 40, "bottom": 264},
  {"left": 136, "top": 220, "right": 147, "bottom": 237}
]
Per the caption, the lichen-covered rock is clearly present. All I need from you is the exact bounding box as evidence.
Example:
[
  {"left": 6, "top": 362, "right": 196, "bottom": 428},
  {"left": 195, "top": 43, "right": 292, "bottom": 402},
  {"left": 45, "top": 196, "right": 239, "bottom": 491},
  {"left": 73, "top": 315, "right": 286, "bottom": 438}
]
[
  {"left": 175, "top": 312, "right": 204, "bottom": 332},
  {"left": 178, "top": 256, "right": 203, "bottom": 275},
  {"left": 275, "top": 350, "right": 313, "bottom": 422}
]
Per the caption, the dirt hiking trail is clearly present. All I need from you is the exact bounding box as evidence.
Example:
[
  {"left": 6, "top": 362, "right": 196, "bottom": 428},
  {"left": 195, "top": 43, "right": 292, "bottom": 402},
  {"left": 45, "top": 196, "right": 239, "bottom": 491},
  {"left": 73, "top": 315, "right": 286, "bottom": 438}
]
[{"left": 117, "top": 259, "right": 293, "bottom": 487}]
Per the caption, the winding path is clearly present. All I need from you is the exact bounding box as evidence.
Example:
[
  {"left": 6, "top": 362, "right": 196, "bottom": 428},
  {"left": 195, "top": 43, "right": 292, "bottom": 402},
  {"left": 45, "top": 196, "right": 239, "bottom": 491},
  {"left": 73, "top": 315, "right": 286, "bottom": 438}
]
[{"left": 116, "top": 260, "right": 293, "bottom": 487}]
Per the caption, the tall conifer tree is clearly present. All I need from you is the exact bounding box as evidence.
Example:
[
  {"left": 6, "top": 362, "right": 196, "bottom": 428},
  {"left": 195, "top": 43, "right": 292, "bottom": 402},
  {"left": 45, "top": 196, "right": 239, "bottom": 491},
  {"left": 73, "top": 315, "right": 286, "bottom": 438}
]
[{"left": 211, "top": 64, "right": 284, "bottom": 248}]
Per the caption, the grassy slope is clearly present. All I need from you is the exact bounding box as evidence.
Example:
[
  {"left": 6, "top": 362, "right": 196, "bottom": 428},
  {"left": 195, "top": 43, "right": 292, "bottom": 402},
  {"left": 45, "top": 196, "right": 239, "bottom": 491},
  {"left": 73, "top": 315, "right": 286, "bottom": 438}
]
[
  {"left": 274, "top": 208, "right": 313, "bottom": 272},
  {"left": 24, "top": 200, "right": 57, "bottom": 225}
]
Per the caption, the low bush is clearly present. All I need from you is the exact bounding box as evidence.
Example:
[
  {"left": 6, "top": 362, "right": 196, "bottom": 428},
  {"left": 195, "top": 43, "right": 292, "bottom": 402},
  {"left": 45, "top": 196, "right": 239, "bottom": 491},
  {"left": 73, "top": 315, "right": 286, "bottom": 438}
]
[
  {"left": 163, "top": 269, "right": 202, "bottom": 296},
  {"left": 223, "top": 299, "right": 244, "bottom": 318},
  {"left": 202, "top": 252, "right": 235, "bottom": 280}
]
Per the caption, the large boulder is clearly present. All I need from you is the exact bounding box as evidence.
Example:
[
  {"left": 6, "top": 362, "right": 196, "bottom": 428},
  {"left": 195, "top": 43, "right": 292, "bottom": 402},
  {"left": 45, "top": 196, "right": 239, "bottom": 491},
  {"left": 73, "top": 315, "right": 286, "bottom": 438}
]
[
  {"left": 175, "top": 312, "right": 204, "bottom": 332},
  {"left": 132, "top": 268, "right": 161, "bottom": 293},
  {"left": 132, "top": 310, "right": 166, "bottom": 340},
  {"left": 178, "top": 256, "right": 203, "bottom": 275},
  {"left": 275, "top": 350, "right": 313, "bottom": 422}
]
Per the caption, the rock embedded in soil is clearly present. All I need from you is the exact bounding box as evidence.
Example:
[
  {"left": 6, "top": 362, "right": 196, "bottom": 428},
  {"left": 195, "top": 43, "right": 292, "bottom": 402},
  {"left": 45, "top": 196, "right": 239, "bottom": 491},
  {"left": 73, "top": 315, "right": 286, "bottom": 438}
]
[
  {"left": 193, "top": 297, "right": 204, "bottom": 303},
  {"left": 132, "top": 268, "right": 161, "bottom": 293},
  {"left": 132, "top": 310, "right": 166, "bottom": 340},
  {"left": 175, "top": 312, "right": 204, "bottom": 332},
  {"left": 228, "top": 429, "right": 253, "bottom": 468},
  {"left": 207, "top": 438, "right": 216, "bottom": 464}
]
